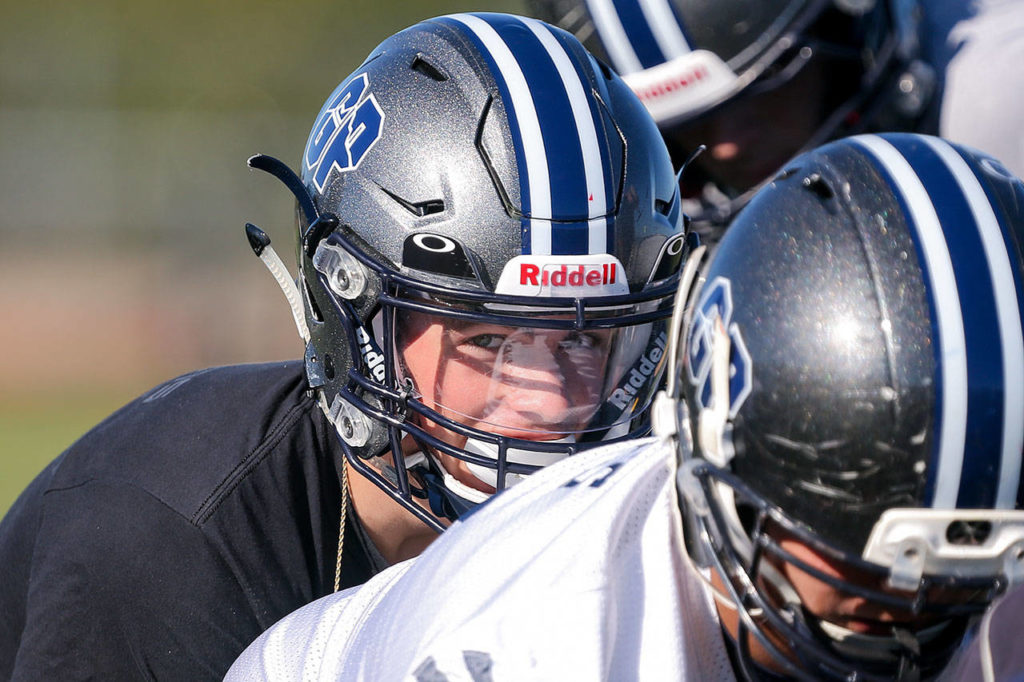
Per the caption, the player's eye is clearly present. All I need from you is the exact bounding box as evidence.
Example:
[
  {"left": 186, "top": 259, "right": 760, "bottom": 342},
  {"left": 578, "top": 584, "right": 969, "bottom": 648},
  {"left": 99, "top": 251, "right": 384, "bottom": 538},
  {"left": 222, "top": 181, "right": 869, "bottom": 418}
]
[
  {"left": 465, "top": 334, "right": 506, "bottom": 350},
  {"left": 559, "top": 332, "right": 602, "bottom": 353}
]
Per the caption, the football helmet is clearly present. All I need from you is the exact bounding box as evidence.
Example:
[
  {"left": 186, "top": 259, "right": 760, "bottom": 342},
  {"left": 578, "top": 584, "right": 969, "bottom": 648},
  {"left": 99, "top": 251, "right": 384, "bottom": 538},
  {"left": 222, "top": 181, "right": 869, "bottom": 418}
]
[
  {"left": 664, "top": 133, "right": 1024, "bottom": 680},
  {"left": 250, "top": 13, "right": 686, "bottom": 531},
  {"left": 527, "top": 0, "right": 936, "bottom": 234}
]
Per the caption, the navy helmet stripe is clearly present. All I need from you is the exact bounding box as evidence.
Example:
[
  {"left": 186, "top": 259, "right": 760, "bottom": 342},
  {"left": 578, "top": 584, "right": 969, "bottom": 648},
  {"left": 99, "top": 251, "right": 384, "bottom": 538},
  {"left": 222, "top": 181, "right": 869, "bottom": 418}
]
[
  {"left": 525, "top": 19, "right": 613, "bottom": 253},
  {"left": 928, "top": 139, "right": 1024, "bottom": 509},
  {"left": 444, "top": 15, "right": 546, "bottom": 252},
  {"left": 851, "top": 135, "right": 969, "bottom": 509},
  {"left": 891, "top": 137, "right": 1004, "bottom": 508},
  {"left": 448, "top": 13, "right": 614, "bottom": 256},
  {"left": 584, "top": 0, "right": 691, "bottom": 73},
  {"left": 501, "top": 20, "right": 589, "bottom": 221}
]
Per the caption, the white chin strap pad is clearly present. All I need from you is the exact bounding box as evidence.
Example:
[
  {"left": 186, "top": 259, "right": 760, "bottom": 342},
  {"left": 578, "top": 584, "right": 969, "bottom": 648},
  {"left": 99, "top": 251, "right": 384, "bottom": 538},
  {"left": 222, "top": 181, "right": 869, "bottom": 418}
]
[{"left": 463, "top": 436, "right": 574, "bottom": 490}]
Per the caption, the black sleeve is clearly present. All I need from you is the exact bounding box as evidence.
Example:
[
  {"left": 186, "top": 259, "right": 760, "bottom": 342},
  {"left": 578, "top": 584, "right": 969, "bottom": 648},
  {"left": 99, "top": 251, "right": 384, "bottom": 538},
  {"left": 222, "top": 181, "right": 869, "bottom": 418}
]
[{"left": 10, "top": 480, "right": 264, "bottom": 681}]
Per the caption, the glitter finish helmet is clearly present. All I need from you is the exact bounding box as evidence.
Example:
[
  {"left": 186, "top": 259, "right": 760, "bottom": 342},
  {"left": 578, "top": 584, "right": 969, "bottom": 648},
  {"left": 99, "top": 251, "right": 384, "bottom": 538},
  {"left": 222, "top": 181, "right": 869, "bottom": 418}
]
[
  {"left": 251, "top": 13, "right": 686, "bottom": 530},
  {"left": 664, "top": 133, "right": 1024, "bottom": 680}
]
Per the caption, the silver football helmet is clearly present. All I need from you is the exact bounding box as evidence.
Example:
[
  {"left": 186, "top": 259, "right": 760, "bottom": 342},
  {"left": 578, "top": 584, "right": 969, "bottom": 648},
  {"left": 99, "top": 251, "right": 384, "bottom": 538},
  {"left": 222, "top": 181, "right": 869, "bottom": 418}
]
[{"left": 249, "top": 13, "right": 687, "bottom": 530}]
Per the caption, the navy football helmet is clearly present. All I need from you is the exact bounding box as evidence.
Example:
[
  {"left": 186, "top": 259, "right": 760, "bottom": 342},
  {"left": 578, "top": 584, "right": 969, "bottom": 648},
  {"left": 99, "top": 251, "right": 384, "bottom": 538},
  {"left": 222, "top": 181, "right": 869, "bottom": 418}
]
[
  {"left": 662, "top": 133, "right": 1024, "bottom": 680},
  {"left": 527, "top": 0, "right": 936, "bottom": 236},
  {"left": 249, "top": 13, "right": 686, "bottom": 530}
]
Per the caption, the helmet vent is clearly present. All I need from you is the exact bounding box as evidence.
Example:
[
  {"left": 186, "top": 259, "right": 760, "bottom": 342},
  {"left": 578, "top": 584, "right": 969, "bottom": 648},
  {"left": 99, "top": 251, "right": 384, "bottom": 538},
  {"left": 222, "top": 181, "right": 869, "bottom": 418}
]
[
  {"left": 801, "top": 172, "right": 834, "bottom": 200},
  {"left": 380, "top": 185, "right": 446, "bottom": 217},
  {"left": 946, "top": 520, "right": 993, "bottom": 546},
  {"left": 410, "top": 54, "right": 448, "bottom": 82}
]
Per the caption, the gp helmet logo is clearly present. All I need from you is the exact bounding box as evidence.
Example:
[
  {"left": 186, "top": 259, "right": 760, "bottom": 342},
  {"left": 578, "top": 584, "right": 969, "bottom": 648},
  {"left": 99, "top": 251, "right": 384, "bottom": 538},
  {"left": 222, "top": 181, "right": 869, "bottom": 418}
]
[
  {"left": 687, "top": 276, "right": 752, "bottom": 418},
  {"left": 304, "top": 73, "right": 385, "bottom": 193}
]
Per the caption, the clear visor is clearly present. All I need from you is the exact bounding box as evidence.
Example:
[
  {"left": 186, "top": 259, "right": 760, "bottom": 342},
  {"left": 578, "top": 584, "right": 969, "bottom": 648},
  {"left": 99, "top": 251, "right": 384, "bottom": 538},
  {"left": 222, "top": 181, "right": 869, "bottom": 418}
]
[{"left": 395, "top": 308, "right": 667, "bottom": 441}]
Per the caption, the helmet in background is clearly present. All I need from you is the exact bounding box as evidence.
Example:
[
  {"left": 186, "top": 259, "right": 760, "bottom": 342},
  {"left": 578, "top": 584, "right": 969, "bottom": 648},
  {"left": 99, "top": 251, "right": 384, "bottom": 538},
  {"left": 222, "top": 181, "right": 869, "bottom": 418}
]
[{"left": 528, "top": 0, "right": 935, "bottom": 234}]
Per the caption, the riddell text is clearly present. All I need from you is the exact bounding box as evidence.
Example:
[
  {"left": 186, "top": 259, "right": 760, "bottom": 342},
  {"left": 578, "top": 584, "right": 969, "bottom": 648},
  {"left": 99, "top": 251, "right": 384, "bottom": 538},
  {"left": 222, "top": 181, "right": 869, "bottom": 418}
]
[{"left": 520, "top": 263, "right": 617, "bottom": 287}]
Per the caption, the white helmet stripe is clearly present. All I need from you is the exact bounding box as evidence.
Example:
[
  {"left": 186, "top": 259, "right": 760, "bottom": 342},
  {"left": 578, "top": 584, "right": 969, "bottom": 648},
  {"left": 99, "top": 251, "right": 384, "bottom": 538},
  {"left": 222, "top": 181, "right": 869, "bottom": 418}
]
[
  {"left": 584, "top": 0, "right": 643, "bottom": 74},
  {"left": 852, "top": 134, "right": 969, "bottom": 509},
  {"left": 637, "top": 0, "right": 691, "bottom": 59},
  {"left": 523, "top": 17, "right": 609, "bottom": 252},
  {"left": 450, "top": 14, "right": 553, "bottom": 254},
  {"left": 922, "top": 136, "right": 1024, "bottom": 509}
]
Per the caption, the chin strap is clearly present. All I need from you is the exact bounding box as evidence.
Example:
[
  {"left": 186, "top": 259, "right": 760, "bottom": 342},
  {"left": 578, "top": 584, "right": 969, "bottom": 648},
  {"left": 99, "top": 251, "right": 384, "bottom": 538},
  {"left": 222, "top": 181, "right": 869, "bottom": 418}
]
[{"left": 417, "top": 466, "right": 486, "bottom": 521}]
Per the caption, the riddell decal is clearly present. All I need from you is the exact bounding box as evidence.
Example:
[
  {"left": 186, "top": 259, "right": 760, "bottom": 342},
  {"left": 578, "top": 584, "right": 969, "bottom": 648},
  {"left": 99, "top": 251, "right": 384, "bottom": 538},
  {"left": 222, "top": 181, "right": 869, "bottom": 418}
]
[
  {"left": 622, "top": 50, "right": 739, "bottom": 123},
  {"left": 496, "top": 255, "right": 630, "bottom": 297},
  {"left": 519, "top": 263, "right": 617, "bottom": 288},
  {"left": 355, "top": 326, "right": 386, "bottom": 383},
  {"left": 632, "top": 63, "right": 710, "bottom": 104},
  {"left": 608, "top": 330, "right": 668, "bottom": 410}
]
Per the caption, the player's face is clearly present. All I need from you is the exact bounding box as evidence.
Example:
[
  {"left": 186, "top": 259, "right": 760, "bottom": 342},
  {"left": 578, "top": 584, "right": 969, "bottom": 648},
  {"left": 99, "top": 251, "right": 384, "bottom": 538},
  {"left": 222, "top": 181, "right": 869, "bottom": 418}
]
[
  {"left": 772, "top": 534, "right": 928, "bottom": 636},
  {"left": 667, "top": 59, "right": 828, "bottom": 192},
  {"left": 397, "top": 311, "right": 613, "bottom": 492},
  {"left": 713, "top": 521, "right": 979, "bottom": 675}
]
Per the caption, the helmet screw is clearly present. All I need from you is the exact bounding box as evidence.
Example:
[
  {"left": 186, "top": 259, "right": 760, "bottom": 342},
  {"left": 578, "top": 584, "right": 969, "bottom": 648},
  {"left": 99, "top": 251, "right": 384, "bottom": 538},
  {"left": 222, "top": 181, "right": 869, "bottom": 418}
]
[{"left": 341, "top": 416, "right": 354, "bottom": 439}]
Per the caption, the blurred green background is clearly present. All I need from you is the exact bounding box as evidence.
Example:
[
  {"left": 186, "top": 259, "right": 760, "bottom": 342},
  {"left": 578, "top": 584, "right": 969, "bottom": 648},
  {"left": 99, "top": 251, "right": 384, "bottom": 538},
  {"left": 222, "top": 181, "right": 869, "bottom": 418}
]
[{"left": 0, "top": 0, "right": 525, "bottom": 515}]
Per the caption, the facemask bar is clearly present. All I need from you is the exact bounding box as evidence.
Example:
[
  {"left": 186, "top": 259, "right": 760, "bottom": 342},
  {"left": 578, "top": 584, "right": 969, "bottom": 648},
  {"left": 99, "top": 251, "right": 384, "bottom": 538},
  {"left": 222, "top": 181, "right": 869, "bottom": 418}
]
[
  {"left": 312, "top": 228, "right": 680, "bottom": 527},
  {"left": 681, "top": 459, "right": 999, "bottom": 681},
  {"left": 247, "top": 152, "right": 684, "bottom": 529}
]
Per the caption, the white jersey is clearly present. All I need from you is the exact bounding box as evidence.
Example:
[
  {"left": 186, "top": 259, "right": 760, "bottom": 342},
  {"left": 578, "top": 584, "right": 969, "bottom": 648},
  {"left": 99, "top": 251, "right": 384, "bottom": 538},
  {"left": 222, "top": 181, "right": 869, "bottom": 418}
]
[
  {"left": 925, "top": 0, "right": 1024, "bottom": 178},
  {"left": 226, "top": 437, "right": 734, "bottom": 681}
]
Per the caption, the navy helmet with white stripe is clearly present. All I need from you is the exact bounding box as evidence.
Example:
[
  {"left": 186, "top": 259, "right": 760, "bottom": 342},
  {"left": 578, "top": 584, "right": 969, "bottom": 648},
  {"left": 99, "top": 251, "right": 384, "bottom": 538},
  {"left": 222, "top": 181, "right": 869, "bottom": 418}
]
[
  {"left": 528, "top": 0, "right": 935, "bottom": 231},
  {"left": 256, "top": 13, "right": 685, "bottom": 530},
  {"left": 671, "top": 133, "right": 1024, "bottom": 680}
]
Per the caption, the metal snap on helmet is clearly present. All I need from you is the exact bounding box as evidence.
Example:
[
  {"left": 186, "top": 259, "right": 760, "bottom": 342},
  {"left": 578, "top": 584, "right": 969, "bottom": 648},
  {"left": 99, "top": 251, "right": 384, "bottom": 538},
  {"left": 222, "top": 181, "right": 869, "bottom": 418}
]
[
  {"left": 250, "top": 12, "right": 687, "bottom": 530},
  {"left": 666, "top": 133, "right": 1024, "bottom": 680}
]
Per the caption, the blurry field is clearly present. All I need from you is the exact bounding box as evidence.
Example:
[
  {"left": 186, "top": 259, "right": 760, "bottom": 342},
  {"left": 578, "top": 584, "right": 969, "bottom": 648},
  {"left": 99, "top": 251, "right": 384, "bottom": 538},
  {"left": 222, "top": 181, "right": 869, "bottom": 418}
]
[
  {"left": 0, "top": 394, "right": 132, "bottom": 516},
  {"left": 0, "top": 0, "right": 526, "bottom": 520}
]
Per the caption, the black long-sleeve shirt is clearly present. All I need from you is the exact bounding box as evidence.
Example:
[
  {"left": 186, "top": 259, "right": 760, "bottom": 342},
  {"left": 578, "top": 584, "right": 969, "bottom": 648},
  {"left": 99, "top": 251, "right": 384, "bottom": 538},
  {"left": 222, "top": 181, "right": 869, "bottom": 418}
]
[{"left": 0, "top": 361, "right": 377, "bottom": 680}]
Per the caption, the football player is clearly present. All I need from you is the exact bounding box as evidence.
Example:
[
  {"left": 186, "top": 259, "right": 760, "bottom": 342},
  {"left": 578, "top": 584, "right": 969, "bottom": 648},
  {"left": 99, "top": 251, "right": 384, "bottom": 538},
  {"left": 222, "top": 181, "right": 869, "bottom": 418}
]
[
  {"left": 228, "top": 133, "right": 1024, "bottom": 681},
  {"left": 0, "top": 13, "right": 684, "bottom": 680}
]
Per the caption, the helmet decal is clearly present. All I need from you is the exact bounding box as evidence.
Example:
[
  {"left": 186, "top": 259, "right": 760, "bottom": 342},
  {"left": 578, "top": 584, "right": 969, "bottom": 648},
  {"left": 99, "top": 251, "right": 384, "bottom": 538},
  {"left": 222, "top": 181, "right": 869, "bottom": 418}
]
[
  {"left": 852, "top": 134, "right": 1024, "bottom": 510},
  {"left": 402, "top": 233, "right": 478, "bottom": 281},
  {"left": 303, "top": 73, "right": 385, "bottom": 193},
  {"left": 494, "top": 254, "right": 628, "bottom": 297},
  {"left": 442, "top": 13, "right": 617, "bottom": 255},
  {"left": 686, "top": 276, "right": 751, "bottom": 419}
]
